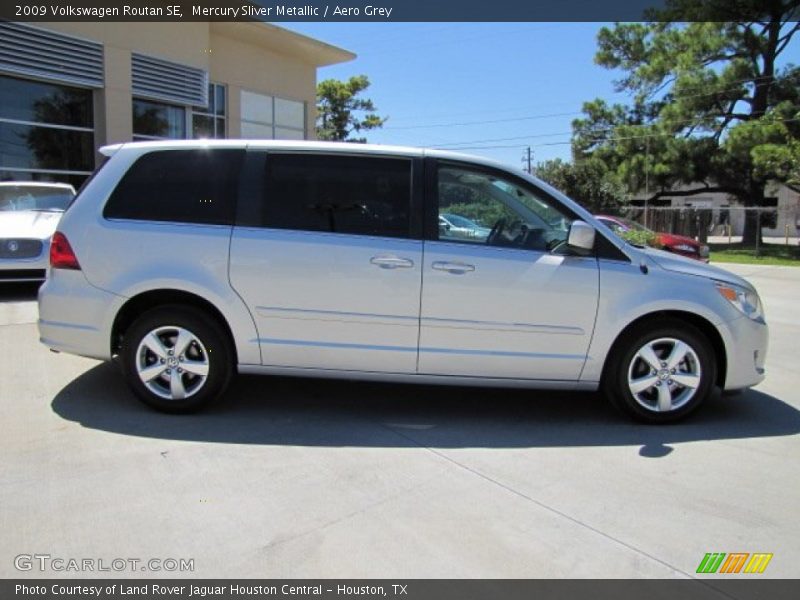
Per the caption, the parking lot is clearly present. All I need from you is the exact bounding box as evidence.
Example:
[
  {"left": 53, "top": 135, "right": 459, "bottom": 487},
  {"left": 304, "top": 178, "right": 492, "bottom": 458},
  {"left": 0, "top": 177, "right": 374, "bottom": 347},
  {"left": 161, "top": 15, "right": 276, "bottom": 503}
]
[{"left": 1, "top": 263, "right": 798, "bottom": 579}]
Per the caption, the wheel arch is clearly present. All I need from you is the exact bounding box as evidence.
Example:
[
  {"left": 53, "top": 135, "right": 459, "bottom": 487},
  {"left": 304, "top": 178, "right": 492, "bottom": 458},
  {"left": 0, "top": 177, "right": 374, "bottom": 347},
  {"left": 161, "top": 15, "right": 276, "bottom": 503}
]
[
  {"left": 601, "top": 310, "right": 727, "bottom": 389},
  {"left": 111, "top": 289, "right": 238, "bottom": 364}
]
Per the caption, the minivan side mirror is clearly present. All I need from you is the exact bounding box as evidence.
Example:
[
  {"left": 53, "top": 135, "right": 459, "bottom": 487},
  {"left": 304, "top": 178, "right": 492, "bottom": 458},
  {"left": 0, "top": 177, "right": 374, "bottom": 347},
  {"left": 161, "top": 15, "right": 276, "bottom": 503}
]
[{"left": 567, "top": 220, "right": 595, "bottom": 252}]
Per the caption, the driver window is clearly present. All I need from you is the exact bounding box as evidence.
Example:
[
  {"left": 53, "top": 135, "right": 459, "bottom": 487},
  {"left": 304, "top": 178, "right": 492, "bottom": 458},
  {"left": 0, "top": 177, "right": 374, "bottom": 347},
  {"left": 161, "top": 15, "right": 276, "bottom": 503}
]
[{"left": 437, "top": 165, "right": 573, "bottom": 252}]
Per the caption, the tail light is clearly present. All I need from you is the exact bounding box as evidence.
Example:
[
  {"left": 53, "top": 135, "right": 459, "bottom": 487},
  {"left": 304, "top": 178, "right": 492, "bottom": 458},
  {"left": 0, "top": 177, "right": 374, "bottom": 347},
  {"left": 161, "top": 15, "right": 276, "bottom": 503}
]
[{"left": 50, "top": 232, "right": 81, "bottom": 270}]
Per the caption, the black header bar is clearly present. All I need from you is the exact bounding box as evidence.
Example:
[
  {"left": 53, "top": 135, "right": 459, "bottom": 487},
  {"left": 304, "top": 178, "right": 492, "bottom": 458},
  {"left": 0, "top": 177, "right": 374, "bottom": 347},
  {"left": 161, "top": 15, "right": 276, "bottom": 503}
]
[{"left": 3, "top": 0, "right": 794, "bottom": 23}]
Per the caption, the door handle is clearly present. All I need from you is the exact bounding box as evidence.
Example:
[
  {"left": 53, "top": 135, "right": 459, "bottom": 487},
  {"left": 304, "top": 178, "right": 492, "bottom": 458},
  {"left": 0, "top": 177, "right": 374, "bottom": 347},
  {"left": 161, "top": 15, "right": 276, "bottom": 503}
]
[
  {"left": 432, "top": 261, "right": 476, "bottom": 274},
  {"left": 370, "top": 255, "right": 415, "bottom": 269}
]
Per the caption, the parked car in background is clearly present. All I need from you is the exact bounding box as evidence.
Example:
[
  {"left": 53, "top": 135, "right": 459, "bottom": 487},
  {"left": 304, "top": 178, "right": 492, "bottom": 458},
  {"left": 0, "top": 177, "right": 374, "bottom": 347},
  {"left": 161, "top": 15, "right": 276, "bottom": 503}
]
[
  {"left": 0, "top": 182, "right": 75, "bottom": 282},
  {"left": 439, "top": 213, "right": 492, "bottom": 241},
  {"left": 39, "top": 141, "right": 767, "bottom": 423},
  {"left": 595, "top": 214, "right": 710, "bottom": 262}
]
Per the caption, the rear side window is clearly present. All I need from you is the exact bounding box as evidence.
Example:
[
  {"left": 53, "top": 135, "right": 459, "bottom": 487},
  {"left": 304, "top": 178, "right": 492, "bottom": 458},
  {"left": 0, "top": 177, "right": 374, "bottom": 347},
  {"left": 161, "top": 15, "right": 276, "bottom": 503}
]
[
  {"left": 256, "top": 153, "right": 412, "bottom": 238},
  {"left": 104, "top": 149, "right": 244, "bottom": 225}
]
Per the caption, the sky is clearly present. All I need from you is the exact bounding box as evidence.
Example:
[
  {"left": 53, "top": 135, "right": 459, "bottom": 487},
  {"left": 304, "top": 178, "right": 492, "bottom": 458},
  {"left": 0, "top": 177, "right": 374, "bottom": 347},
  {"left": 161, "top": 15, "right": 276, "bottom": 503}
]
[
  {"left": 280, "top": 22, "right": 634, "bottom": 169},
  {"left": 282, "top": 21, "right": 800, "bottom": 173}
]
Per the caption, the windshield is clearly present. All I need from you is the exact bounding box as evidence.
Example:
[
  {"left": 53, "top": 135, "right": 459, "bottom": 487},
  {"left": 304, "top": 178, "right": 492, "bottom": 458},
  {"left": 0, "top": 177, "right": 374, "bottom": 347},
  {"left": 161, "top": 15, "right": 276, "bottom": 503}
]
[{"left": 0, "top": 186, "right": 74, "bottom": 212}]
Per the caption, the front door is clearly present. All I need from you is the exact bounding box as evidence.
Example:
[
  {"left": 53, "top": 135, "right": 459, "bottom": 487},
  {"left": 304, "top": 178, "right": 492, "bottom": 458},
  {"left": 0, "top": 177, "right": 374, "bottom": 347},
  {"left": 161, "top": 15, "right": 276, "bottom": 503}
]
[{"left": 418, "top": 162, "right": 599, "bottom": 380}]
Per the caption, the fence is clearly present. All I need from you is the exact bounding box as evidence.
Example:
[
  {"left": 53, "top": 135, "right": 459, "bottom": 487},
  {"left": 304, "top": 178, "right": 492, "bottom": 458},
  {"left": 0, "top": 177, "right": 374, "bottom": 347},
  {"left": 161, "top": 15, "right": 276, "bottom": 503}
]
[{"left": 620, "top": 205, "right": 800, "bottom": 260}]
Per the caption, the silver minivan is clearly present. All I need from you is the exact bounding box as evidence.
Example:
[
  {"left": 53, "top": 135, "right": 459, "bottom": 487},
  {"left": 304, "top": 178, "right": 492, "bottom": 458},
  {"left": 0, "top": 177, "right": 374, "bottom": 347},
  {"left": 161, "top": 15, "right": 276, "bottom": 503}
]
[{"left": 38, "top": 141, "right": 768, "bottom": 422}]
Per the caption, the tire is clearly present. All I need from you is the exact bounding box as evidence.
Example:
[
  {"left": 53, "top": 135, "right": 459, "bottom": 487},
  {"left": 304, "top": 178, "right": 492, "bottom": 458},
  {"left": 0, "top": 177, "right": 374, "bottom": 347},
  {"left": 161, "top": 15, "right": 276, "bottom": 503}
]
[
  {"left": 121, "top": 305, "right": 233, "bottom": 413},
  {"left": 602, "top": 318, "right": 716, "bottom": 424}
]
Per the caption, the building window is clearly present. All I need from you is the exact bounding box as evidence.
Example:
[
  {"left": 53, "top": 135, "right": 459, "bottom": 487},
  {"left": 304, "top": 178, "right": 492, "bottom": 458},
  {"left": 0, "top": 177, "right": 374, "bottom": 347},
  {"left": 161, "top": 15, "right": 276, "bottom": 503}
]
[
  {"left": 241, "top": 90, "right": 305, "bottom": 140},
  {"left": 132, "top": 99, "right": 186, "bottom": 141},
  {"left": 0, "top": 74, "right": 94, "bottom": 189},
  {"left": 192, "top": 83, "right": 226, "bottom": 139}
]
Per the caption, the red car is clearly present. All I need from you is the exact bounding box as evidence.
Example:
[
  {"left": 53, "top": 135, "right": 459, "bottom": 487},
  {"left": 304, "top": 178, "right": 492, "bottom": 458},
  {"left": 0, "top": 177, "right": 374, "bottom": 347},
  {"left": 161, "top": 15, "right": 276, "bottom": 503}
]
[{"left": 595, "top": 215, "right": 710, "bottom": 262}]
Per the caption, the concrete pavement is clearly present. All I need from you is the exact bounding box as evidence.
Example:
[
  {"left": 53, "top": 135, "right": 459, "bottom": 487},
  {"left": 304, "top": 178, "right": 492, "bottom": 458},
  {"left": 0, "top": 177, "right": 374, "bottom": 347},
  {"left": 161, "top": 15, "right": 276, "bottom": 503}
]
[{"left": 0, "top": 264, "right": 798, "bottom": 579}]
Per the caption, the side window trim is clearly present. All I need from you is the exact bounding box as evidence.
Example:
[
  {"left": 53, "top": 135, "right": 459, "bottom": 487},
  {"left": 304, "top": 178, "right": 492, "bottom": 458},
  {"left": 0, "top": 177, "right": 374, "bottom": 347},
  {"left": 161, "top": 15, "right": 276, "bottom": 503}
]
[
  {"left": 423, "top": 156, "right": 439, "bottom": 241},
  {"left": 235, "top": 149, "right": 267, "bottom": 228}
]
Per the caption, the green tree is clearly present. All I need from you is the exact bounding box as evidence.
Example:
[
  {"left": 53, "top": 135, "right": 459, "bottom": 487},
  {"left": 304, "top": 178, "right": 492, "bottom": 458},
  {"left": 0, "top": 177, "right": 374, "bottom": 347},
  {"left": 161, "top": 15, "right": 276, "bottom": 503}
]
[
  {"left": 573, "top": 0, "right": 800, "bottom": 244},
  {"left": 535, "top": 157, "right": 629, "bottom": 213},
  {"left": 316, "top": 75, "right": 387, "bottom": 142}
]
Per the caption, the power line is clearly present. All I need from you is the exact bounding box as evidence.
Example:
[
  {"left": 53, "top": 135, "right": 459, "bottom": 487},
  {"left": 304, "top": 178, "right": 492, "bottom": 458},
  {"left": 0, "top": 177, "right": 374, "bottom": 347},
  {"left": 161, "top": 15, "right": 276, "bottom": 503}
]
[
  {"left": 429, "top": 117, "right": 800, "bottom": 152},
  {"left": 433, "top": 130, "right": 575, "bottom": 148},
  {"left": 439, "top": 144, "right": 533, "bottom": 151},
  {"left": 429, "top": 113, "right": 800, "bottom": 149},
  {"left": 386, "top": 111, "right": 579, "bottom": 130},
  {"left": 383, "top": 72, "right": 800, "bottom": 132}
]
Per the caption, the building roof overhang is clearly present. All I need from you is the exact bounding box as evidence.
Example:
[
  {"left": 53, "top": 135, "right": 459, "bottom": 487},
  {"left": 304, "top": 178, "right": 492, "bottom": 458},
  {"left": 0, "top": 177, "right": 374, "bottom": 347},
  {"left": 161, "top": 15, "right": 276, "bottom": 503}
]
[{"left": 210, "top": 21, "right": 355, "bottom": 67}]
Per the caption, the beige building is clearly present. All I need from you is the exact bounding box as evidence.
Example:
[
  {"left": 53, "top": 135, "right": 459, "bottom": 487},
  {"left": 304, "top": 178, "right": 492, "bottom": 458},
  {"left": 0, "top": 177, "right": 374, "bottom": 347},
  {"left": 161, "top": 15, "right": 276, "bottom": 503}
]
[{"left": 0, "top": 21, "right": 354, "bottom": 187}]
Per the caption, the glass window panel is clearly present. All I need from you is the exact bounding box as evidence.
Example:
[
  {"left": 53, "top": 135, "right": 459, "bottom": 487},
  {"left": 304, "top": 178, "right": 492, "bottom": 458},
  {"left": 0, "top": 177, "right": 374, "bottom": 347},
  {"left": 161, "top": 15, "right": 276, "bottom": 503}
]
[
  {"left": 192, "top": 114, "right": 215, "bottom": 139},
  {"left": 259, "top": 153, "right": 411, "bottom": 238},
  {"left": 0, "top": 75, "right": 93, "bottom": 127},
  {"left": 241, "top": 91, "right": 272, "bottom": 124},
  {"left": 437, "top": 165, "right": 573, "bottom": 251},
  {"left": 0, "top": 122, "right": 94, "bottom": 172},
  {"left": 241, "top": 121, "right": 273, "bottom": 139},
  {"left": 274, "top": 98, "right": 304, "bottom": 129},
  {"left": 273, "top": 127, "right": 304, "bottom": 140},
  {"left": 215, "top": 118, "right": 226, "bottom": 139},
  {"left": 132, "top": 99, "right": 186, "bottom": 139},
  {"left": 103, "top": 149, "right": 244, "bottom": 225},
  {"left": 214, "top": 85, "right": 226, "bottom": 117}
]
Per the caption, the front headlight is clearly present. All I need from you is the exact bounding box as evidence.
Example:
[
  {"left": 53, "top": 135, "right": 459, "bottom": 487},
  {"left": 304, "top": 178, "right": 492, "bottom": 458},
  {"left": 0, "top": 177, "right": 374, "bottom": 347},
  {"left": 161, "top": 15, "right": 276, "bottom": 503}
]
[
  {"left": 715, "top": 281, "right": 764, "bottom": 321},
  {"left": 673, "top": 243, "right": 697, "bottom": 253}
]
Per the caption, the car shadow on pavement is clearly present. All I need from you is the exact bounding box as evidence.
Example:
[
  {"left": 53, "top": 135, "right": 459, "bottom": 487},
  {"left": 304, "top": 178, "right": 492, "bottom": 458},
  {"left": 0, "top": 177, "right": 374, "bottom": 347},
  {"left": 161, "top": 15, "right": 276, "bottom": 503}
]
[{"left": 51, "top": 362, "right": 800, "bottom": 454}]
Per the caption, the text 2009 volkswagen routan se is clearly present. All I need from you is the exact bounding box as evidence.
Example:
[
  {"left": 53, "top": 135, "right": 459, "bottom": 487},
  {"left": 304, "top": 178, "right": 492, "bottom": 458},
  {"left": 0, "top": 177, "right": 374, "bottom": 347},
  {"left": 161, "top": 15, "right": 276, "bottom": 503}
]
[{"left": 38, "top": 141, "right": 768, "bottom": 422}]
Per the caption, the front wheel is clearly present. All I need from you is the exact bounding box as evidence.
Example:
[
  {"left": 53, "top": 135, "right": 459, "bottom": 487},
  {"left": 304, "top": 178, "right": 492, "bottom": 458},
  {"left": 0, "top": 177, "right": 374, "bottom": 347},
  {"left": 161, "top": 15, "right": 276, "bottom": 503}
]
[
  {"left": 603, "top": 319, "right": 716, "bottom": 423},
  {"left": 121, "top": 305, "right": 233, "bottom": 413}
]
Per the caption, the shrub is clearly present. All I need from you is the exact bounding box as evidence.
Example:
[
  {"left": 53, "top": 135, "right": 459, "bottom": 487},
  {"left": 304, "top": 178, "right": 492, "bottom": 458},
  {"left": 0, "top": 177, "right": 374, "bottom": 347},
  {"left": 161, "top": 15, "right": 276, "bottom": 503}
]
[{"left": 620, "top": 228, "right": 659, "bottom": 248}]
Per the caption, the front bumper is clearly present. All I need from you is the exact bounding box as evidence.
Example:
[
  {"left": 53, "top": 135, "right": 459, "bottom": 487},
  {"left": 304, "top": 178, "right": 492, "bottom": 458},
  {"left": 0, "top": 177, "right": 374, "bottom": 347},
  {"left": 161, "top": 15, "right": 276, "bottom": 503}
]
[{"left": 719, "top": 315, "right": 768, "bottom": 390}]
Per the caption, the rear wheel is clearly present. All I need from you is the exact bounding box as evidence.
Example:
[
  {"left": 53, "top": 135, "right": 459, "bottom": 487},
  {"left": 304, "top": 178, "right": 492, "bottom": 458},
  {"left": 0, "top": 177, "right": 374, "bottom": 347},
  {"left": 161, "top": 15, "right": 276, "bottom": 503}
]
[
  {"left": 603, "top": 319, "right": 716, "bottom": 423},
  {"left": 121, "top": 305, "right": 232, "bottom": 413}
]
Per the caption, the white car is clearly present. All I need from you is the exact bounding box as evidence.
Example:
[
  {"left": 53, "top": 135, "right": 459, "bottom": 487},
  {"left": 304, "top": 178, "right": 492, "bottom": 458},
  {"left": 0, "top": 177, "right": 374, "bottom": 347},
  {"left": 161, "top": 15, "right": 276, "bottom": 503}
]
[
  {"left": 439, "top": 213, "right": 492, "bottom": 241},
  {"left": 0, "top": 182, "right": 75, "bottom": 282}
]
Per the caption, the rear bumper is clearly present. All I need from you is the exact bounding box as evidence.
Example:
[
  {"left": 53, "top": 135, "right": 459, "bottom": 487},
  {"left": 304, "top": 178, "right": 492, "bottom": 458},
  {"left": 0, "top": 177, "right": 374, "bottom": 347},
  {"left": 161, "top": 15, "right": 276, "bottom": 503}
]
[
  {"left": 0, "top": 253, "right": 48, "bottom": 282},
  {"left": 38, "top": 269, "right": 123, "bottom": 361},
  {"left": 719, "top": 315, "right": 768, "bottom": 390}
]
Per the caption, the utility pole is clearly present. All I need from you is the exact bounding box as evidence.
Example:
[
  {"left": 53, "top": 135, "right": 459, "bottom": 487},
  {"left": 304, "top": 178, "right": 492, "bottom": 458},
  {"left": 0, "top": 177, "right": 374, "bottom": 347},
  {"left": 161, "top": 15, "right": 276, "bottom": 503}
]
[{"left": 521, "top": 147, "right": 533, "bottom": 174}]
